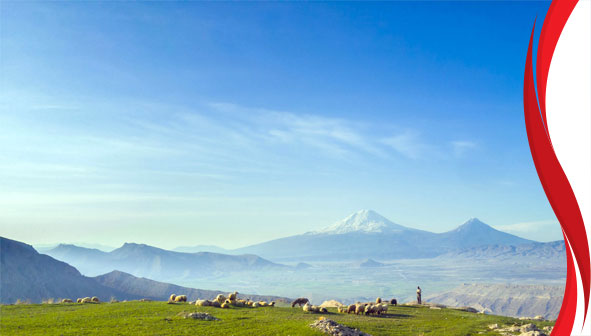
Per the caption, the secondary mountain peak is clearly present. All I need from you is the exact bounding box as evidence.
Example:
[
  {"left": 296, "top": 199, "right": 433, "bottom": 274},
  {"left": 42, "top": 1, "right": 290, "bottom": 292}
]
[
  {"left": 315, "top": 209, "right": 409, "bottom": 234},
  {"left": 440, "top": 218, "right": 533, "bottom": 248},
  {"left": 454, "top": 218, "right": 490, "bottom": 231}
]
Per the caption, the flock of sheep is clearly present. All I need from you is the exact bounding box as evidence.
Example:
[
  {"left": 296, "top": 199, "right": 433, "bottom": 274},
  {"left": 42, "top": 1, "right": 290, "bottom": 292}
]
[
  {"left": 169, "top": 292, "right": 276, "bottom": 309},
  {"left": 294, "top": 297, "right": 397, "bottom": 316},
  {"left": 337, "top": 299, "right": 390, "bottom": 316},
  {"left": 57, "top": 297, "right": 100, "bottom": 304},
  {"left": 53, "top": 292, "right": 398, "bottom": 318}
]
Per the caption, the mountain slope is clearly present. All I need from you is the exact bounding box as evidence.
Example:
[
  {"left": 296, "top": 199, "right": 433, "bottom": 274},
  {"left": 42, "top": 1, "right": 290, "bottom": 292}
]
[
  {"left": 233, "top": 228, "right": 441, "bottom": 261},
  {"left": 45, "top": 242, "right": 286, "bottom": 279},
  {"left": 438, "top": 241, "right": 565, "bottom": 259},
  {"left": 437, "top": 218, "right": 533, "bottom": 249},
  {"left": 425, "top": 283, "right": 564, "bottom": 319},
  {"left": 94, "top": 270, "right": 290, "bottom": 303},
  {"left": 0, "top": 237, "right": 135, "bottom": 303}
]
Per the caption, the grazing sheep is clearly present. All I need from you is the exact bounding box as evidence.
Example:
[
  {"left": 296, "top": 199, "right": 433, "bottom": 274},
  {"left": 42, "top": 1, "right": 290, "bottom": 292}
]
[
  {"left": 302, "top": 303, "right": 312, "bottom": 312},
  {"left": 259, "top": 301, "right": 268, "bottom": 307},
  {"left": 221, "top": 302, "right": 230, "bottom": 309},
  {"left": 169, "top": 294, "right": 176, "bottom": 302},
  {"left": 91, "top": 297, "right": 99, "bottom": 303},
  {"left": 228, "top": 292, "right": 238, "bottom": 300},
  {"left": 211, "top": 300, "right": 221, "bottom": 308},
  {"left": 269, "top": 301, "right": 275, "bottom": 307},
  {"left": 364, "top": 304, "right": 376, "bottom": 315},
  {"left": 379, "top": 303, "right": 389, "bottom": 314},
  {"left": 195, "top": 300, "right": 211, "bottom": 306},
  {"left": 81, "top": 297, "right": 92, "bottom": 303},
  {"left": 355, "top": 303, "right": 366, "bottom": 315},
  {"left": 390, "top": 298, "right": 397, "bottom": 306},
  {"left": 174, "top": 295, "right": 187, "bottom": 302},
  {"left": 319, "top": 307, "right": 328, "bottom": 313},
  {"left": 76, "top": 298, "right": 82, "bottom": 303},
  {"left": 346, "top": 304, "right": 356, "bottom": 314},
  {"left": 61, "top": 299, "right": 73, "bottom": 303},
  {"left": 291, "top": 297, "right": 309, "bottom": 307},
  {"left": 215, "top": 294, "right": 226, "bottom": 303},
  {"left": 252, "top": 302, "right": 260, "bottom": 308},
  {"left": 376, "top": 297, "right": 382, "bottom": 304}
]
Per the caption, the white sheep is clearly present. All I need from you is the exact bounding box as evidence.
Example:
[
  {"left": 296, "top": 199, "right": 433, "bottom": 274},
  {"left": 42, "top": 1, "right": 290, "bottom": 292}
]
[
  {"left": 302, "top": 303, "right": 312, "bottom": 312},
  {"left": 195, "top": 299, "right": 211, "bottom": 306},
  {"left": 215, "top": 294, "right": 226, "bottom": 303},
  {"left": 355, "top": 303, "right": 366, "bottom": 314}
]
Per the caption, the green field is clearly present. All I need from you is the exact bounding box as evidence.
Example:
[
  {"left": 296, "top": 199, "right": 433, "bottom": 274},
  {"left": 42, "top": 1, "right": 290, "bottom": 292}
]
[{"left": 0, "top": 302, "right": 554, "bottom": 336}]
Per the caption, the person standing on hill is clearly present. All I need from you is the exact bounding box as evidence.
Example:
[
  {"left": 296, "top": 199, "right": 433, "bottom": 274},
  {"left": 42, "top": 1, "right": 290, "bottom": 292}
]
[{"left": 416, "top": 286, "right": 422, "bottom": 304}]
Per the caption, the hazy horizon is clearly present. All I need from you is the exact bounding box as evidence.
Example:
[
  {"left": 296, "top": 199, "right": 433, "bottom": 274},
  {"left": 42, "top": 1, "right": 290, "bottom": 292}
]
[
  {"left": 0, "top": 1, "right": 561, "bottom": 248},
  {"left": 24, "top": 210, "right": 563, "bottom": 251}
]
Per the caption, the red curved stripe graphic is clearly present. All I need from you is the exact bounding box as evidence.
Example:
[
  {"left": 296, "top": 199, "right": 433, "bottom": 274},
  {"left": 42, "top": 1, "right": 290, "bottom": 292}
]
[
  {"left": 523, "top": 0, "right": 590, "bottom": 332},
  {"left": 535, "top": 0, "right": 579, "bottom": 129},
  {"left": 553, "top": 233, "right": 578, "bottom": 334}
]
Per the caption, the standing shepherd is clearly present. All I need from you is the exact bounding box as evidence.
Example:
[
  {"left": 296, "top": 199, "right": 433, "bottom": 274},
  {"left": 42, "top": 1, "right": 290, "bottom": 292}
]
[{"left": 416, "top": 286, "right": 422, "bottom": 305}]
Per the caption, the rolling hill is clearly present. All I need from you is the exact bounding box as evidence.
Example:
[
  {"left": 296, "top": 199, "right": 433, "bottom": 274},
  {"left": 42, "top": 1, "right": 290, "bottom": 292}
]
[
  {"left": 94, "top": 270, "right": 291, "bottom": 303},
  {"left": 0, "top": 237, "right": 135, "bottom": 303}
]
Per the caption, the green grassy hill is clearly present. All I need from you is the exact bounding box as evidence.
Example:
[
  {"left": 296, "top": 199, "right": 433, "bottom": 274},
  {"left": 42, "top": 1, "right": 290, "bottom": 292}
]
[{"left": 0, "top": 301, "right": 554, "bottom": 336}]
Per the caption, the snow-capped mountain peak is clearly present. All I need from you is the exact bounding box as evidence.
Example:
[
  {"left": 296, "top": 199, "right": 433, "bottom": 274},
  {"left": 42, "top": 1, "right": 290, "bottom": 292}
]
[{"left": 314, "top": 210, "right": 408, "bottom": 234}]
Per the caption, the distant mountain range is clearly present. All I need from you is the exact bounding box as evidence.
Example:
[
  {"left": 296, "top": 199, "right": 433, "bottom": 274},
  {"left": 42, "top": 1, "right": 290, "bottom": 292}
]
[
  {"left": 44, "top": 210, "right": 560, "bottom": 269},
  {"left": 34, "top": 243, "right": 116, "bottom": 254},
  {"left": 0, "top": 237, "right": 291, "bottom": 304},
  {"left": 46, "top": 242, "right": 286, "bottom": 279},
  {"left": 232, "top": 210, "right": 536, "bottom": 261}
]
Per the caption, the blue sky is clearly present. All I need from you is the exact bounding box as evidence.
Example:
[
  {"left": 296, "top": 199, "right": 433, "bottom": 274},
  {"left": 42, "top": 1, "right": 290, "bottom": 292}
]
[{"left": 0, "top": 1, "right": 559, "bottom": 249}]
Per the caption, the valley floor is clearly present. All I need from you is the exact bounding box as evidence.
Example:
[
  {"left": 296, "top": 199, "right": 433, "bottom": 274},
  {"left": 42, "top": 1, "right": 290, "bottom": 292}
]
[{"left": 0, "top": 301, "right": 555, "bottom": 336}]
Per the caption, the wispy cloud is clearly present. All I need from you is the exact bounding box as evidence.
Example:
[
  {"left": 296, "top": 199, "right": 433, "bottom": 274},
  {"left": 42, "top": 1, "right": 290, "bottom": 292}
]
[
  {"left": 380, "top": 130, "right": 431, "bottom": 159},
  {"left": 208, "top": 102, "right": 386, "bottom": 158},
  {"left": 451, "top": 140, "right": 477, "bottom": 157},
  {"left": 1, "top": 99, "right": 480, "bottom": 193}
]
